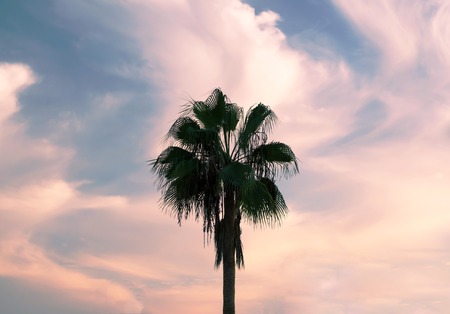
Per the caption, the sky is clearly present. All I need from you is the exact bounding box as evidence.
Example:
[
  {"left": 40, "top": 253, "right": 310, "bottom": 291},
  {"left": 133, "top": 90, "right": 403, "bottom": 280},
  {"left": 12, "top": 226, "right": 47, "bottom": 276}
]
[{"left": 1, "top": 0, "right": 450, "bottom": 313}]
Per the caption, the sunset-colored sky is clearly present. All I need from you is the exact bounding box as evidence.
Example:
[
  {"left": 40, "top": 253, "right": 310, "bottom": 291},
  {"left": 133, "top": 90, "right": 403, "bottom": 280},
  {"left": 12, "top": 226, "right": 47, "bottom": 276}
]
[{"left": 1, "top": 0, "right": 450, "bottom": 313}]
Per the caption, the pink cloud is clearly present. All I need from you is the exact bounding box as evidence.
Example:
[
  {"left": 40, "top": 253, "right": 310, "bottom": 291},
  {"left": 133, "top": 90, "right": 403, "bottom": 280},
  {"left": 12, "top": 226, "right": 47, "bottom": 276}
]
[
  {"left": 119, "top": 1, "right": 450, "bottom": 312},
  {"left": 432, "top": 2, "right": 450, "bottom": 66},
  {"left": 0, "top": 63, "right": 146, "bottom": 312},
  {"left": 0, "top": 63, "right": 35, "bottom": 122},
  {"left": 0, "top": 236, "right": 143, "bottom": 312},
  {"left": 332, "top": 0, "right": 420, "bottom": 71},
  {"left": 3, "top": 0, "right": 450, "bottom": 312},
  {"left": 0, "top": 64, "right": 72, "bottom": 187},
  {"left": 126, "top": 0, "right": 359, "bottom": 160}
]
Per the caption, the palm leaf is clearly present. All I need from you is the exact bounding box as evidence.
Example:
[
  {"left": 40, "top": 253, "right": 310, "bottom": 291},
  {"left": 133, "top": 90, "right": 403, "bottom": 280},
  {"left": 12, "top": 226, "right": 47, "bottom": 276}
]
[
  {"left": 165, "top": 117, "right": 200, "bottom": 146},
  {"left": 150, "top": 88, "right": 299, "bottom": 272},
  {"left": 192, "top": 89, "right": 227, "bottom": 129},
  {"left": 150, "top": 146, "right": 195, "bottom": 182},
  {"left": 219, "top": 161, "right": 253, "bottom": 189},
  {"left": 250, "top": 141, "right": 299, "bottom": 178},
  {"left": 223, "top": 103, "right": 242, "bottom": 133},
  {"left": 238, "top": 103, "right": 277, "bottom": 152},
  {"left": 240, "top": 178, "right": 288, "bottom": 227}
]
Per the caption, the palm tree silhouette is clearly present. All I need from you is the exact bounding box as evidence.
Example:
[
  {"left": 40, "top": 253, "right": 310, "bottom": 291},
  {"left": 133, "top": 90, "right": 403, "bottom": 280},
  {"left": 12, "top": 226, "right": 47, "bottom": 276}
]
[{"left": 150, "top": 88, "right": 298, "bottom": 314}]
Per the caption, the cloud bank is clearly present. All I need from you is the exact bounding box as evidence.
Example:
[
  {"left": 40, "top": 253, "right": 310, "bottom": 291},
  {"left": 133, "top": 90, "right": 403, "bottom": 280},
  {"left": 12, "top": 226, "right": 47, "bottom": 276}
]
[{"left": 1, "top": 0, "right": 450, "bottom": 313}]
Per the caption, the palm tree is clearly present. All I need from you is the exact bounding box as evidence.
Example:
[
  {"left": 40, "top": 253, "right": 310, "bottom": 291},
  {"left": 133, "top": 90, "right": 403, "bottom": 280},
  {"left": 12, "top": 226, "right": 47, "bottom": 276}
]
[{"left": 150, "top": 88, "right": 298, "bottom": 314}]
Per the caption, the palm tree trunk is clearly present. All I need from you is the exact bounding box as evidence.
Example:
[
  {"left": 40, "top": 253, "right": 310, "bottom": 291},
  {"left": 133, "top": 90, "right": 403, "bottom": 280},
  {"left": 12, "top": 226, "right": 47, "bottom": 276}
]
[{"left": 223, "top": 190, "right": 236, "bottom": 314}]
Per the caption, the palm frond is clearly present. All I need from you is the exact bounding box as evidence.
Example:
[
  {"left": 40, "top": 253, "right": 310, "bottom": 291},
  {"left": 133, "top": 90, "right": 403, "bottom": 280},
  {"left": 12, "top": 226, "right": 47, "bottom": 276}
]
[
  {"left": 165, "top": 117, "right": 200, "bottom": 146},
  {"left": 214, "top": 219, "right": 224, "bottom": 268},
  {"left": 250, "top": 141, "right": 299, "bottom": 178},
  {"left": 223, "top": 102, "right": 242, "bottom": 133},
  {"left": 192, "top": 88, "right": 227, "bottom": 129},
  {"left": 162, "top": 174, "right": 204, "bottom": 223},
  {"left": 214, "top": 217, "right": 245, "bottom": 269},
  {"left": 150, "top": 146, "right": 195, "bottom": 183},
  {"left": 150, "top": 88, "right": 298, "bottom": 269},
  {"left": 240, "top": 178, "right": 288, "bottom": 227},
  {"left": 238, "top": 103, "right": 277, "bottom": 152},
  {"left": 235, "top": 220, "right": 244, "bottom": 268},
  {"left": 219, "top": 161, "right": 253, "bottom": 190}
]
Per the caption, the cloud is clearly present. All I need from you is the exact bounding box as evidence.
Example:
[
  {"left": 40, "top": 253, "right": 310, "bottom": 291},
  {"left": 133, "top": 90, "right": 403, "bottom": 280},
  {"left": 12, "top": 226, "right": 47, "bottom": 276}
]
[
  {"left": 432, "top": 2, "right": 450, "bottom": 66},
  {"left": 0, "top": 63, "right": 147, "bottom": 312},
  {"left": 0, "top": 236, "right": 142, "bottom": 311},
  {"left": 0, "top": 63, "right": 35, "bottom": 122},
  {"left": 0, "top": 64, "right": 72, "bottom": 189},
  {"left": 331, "top": 0, "right": 421, "bottom": 71},
  {"left": 123, "top": 0, "right": 359, "bottom": 161},
  {"left": 0, "top": 179, "right": 145, "bottom": 312},
  {"left": 117, "top": 0, "right": 450, "bottom": 312},
  {"left": 2, "top": 0, "right": 450, "bottom": 313}
]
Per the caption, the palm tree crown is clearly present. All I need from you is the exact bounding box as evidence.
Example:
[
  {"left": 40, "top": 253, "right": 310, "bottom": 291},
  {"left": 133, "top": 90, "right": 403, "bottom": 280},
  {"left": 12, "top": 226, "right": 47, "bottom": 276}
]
[{"left": 150, "top": 88, "right": 298, "bottom": 313}]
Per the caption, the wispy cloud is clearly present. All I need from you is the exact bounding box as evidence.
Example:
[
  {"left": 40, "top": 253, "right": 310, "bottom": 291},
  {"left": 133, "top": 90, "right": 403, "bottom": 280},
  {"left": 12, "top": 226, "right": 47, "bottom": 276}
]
[{"left": 1, "top": 0, "right": 450, "bottom": 313}]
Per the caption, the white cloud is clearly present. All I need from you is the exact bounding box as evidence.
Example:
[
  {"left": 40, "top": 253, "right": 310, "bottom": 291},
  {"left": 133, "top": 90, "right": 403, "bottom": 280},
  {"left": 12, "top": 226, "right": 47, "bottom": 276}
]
[
  {"left": 117, "top": 1, "right": 450, "bottom": 311},
  {"left": 331, "top": 0, "right": 421, "bottom": 72},
  {"left": 3, "top": 0, "right": 450, "bottom": 312},
  {"left": 125, "top": 0, "right": 358, "bottom": 158},
  {"left": 0, "top": 63, "right": 72, "bottom": 187},
  {"left": 431, "top": 2, "right": 450, "bottom": 66},
  {"left": 0, "top": 63, "right": 146, "bottom": 312},
  {"left": 0, "top": 63, "right": 35, "bottom": 122},
  {"left": 115, "top": 0, "right": 450, "bottom": 312}
]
